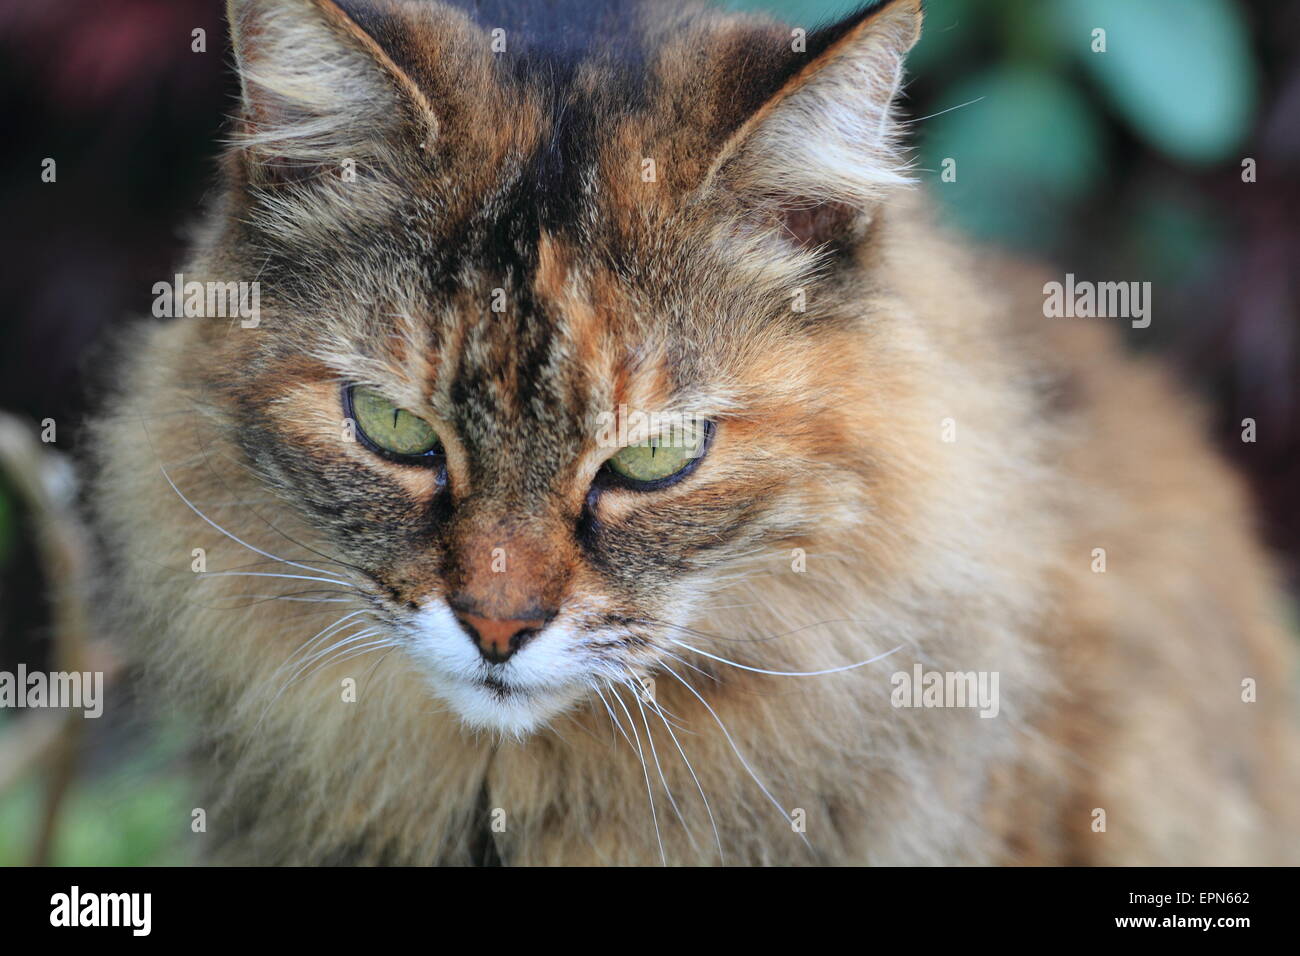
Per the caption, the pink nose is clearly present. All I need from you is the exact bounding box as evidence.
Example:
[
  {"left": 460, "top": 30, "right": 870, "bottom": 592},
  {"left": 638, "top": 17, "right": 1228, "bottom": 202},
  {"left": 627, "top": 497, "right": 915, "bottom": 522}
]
[{"left": 454, "top": 612, "right": 546, "bottom": 663}]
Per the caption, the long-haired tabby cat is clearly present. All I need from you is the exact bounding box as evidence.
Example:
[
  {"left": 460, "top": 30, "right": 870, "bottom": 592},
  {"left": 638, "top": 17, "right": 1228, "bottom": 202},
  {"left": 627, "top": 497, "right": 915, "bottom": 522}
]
[{"left": 87, "top": 0, "right": 1299, "bottom": 865}]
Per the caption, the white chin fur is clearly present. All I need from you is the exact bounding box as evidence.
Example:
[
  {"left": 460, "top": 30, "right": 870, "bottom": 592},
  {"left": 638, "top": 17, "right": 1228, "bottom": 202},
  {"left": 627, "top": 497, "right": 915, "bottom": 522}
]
[
  {"left": 404, "top": 601, "right": 587, "bottom": 738},
  {"left": 431, "top": 676, "right": 581, "bottom": 738}
]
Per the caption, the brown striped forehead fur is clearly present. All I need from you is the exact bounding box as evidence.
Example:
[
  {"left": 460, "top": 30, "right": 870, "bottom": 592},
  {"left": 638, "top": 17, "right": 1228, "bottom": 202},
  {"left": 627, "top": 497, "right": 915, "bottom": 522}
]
[{"left": 195, "top": 0, "right": 909, "bottom": 616}]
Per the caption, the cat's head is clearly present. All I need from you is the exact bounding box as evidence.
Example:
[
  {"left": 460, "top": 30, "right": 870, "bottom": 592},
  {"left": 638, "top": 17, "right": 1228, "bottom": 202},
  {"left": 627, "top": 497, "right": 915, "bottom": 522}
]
[{"left": 195, "top": 0, "right": 922, "bottom": 735}]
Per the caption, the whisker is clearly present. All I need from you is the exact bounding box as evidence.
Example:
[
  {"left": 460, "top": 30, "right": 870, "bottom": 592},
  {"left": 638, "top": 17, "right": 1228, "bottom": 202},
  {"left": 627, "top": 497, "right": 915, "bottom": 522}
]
[
  {"left": 359, "top": 647, "right": 399, "bottom": 693},
  {"left": 903, "top": 94, "right": 986, "bottom": 126},
  {"left": 668, "top": 638, "right": 905, "bottom": 677},
  {"left": 622, "top": 675, "right": 697, "bottom": 855},
  {"left": 297, "top": 635, "right": 395, "bottom": 686},
  {"left": 188, "top": 593, "right": 355, "bottom": 609},
  {"left": 253, "top": 622, "right": 380, "bottom": 730},
  {"left": 629, "top": 667, "right": 723, "bottom": 863},
  {"left": 198, "top": 570, "right": 357, "bottom": 588},
  {"left": 280, "top": 619, "right": 378, "bottom": 683},
  {"left": 643, "top": 614, "right": 917, "bottom": 649},
  {"left": 606, "top": 680, "right": 666, "bottom": 866},
  {"left": 276, "top": 609, "right": 372, "bottom": 675},
  {"left": 152, "top": 451, "right": 351, "bottom": 585},
  {"left": 592, "top": 684, "right": 634, "bottom": 750},
  {"left": 583, "top": 689, "right": 621, "bottom": 751},
  {"left": 128, "top": 550, "right": 356, "bottom": 598},
  {"left": 621, "top": 669, "right": 704, "bottom": 858},
  {"left": 247, "top": 627, "right": 374, "bottom": 737},
  {"left": 659, "top": 661, "right": 814, "bottom": 858},
  {"left": 264, "top": 631, "right": 390, "bottom": 715},
  {"left": 601, "top": 658, "right": 692, "bottom": 729},
  {"left": 658, "top": 648, "right": 717, "bottom": 686},
  {"left": 190, "top": 416, "right": 369, "bottom": 576}
]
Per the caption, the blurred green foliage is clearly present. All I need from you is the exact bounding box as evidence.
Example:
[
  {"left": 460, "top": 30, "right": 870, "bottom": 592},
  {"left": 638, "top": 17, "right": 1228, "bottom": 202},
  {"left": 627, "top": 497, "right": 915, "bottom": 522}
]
[
  {"left": 918, "top": 64, "right": 1105, "bottom": 246},
  {"left": 0, "top": 776, "right": 191, "bottom": 866},
  {"left": 0, "top": 713, "right": 193, "bottom": 866},
  {"left": 1055, "top": 0, "right": 1256, "bottom": 163},
  {"left": 724, "top": 0, "right": 1257, "bottom": 255}
]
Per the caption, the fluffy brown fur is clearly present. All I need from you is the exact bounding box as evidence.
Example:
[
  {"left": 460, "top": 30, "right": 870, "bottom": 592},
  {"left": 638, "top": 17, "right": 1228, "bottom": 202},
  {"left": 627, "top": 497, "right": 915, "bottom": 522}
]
[{"left": 86, "top": 0, "right": 1299, "bottom": 864}]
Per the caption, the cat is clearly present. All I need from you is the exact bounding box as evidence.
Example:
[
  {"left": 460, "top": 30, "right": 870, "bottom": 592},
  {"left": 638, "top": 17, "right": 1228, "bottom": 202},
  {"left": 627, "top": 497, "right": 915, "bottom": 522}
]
[{"left": 85, "top": 0, "right": 1300, "bottom": 865}]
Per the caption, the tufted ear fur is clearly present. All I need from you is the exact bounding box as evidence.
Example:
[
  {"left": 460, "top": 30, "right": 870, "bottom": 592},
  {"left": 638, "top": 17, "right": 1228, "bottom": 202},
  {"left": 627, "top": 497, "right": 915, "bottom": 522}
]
[
  {"left": 704, "top": 0, "right": 922, "bottom": 251},
  {"left": 226, "top": 0, "right": 438, "bottom": 190}
]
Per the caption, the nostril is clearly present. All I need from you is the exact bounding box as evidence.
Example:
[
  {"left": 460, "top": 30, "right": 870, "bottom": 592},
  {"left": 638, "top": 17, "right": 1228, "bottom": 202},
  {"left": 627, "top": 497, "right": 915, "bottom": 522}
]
[{"left": 454, "top": 611, "right": 547, "bottom": 664}]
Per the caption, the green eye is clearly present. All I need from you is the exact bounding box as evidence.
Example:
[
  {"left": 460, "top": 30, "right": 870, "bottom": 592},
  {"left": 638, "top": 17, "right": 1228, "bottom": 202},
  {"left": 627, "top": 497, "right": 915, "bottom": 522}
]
[
  {"left": 605, "top": 421, "right": 712, "bottom": 487},
  {"left": 347, "top": 386, "right": 441, "bottom": 458}
]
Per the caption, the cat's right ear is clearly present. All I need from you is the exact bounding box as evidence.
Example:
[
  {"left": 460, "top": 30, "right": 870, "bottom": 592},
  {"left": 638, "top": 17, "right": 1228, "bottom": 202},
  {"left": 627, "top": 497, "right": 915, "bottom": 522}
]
[
  {"left": 701, "top": 0, "right": 923, "bottom": 252},
  {"left": 226, "top": 0, "right": 438, "bottom": 188}
]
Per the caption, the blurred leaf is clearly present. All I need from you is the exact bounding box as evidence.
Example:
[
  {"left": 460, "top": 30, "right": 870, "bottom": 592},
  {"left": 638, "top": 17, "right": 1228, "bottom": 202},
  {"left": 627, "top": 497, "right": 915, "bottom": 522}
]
[
  {"left": 1055, "top": 0, "right": 1256, "bottom": 164},
  {"left": 717, "top": 0, "right": 861, "bottom": 28},
  {"left": 52, "top": 771, "right": 192, "bottom": 866},
  {"left": 720, "top": 0, "right": 984, "bottom": 82},
  {"left": 917, "top": 65, "right": 1104, "bottom": 247},
  {"left": 0, "top": 722, "right": 193, "bottom": 866},
  {"left": 1122, "top": 191, "right": 1225, "bottom": 285},
  {"left": 908, "top": 0, "right": 983, "bottom": 75},
  {"left": 0, "top": 778, "right": 40, "bottom": 865}
]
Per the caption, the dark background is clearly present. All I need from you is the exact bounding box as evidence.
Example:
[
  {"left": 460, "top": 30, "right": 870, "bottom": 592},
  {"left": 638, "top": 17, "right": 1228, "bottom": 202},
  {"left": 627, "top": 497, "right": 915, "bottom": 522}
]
[{"left": 0, "top": 0, "right": 1296, "bottom": 863}]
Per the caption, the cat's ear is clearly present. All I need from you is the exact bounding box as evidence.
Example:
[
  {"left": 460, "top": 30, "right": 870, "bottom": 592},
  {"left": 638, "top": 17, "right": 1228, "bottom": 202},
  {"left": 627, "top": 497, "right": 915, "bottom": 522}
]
[
  {"left": 226, "top": 0, "right": 437, "bottom": 187},
  {"left": 704, "top": 0, "right": 922, "bottom": 250}
]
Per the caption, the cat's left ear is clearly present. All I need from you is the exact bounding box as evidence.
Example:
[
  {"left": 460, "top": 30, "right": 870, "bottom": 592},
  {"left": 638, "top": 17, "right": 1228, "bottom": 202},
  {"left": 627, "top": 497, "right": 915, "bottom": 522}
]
[
  {"left": 703, "top": 0, "right": 922, "bottom": 249},
  {"left": 226, "top": 0, "right": 438, "bottom": 187}
]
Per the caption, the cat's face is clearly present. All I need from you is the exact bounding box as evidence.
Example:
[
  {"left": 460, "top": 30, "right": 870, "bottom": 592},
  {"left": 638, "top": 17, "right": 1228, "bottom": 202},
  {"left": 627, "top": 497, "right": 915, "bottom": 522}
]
[{"left": 201, "top": 0, "right": 919, "bottom": 734}]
